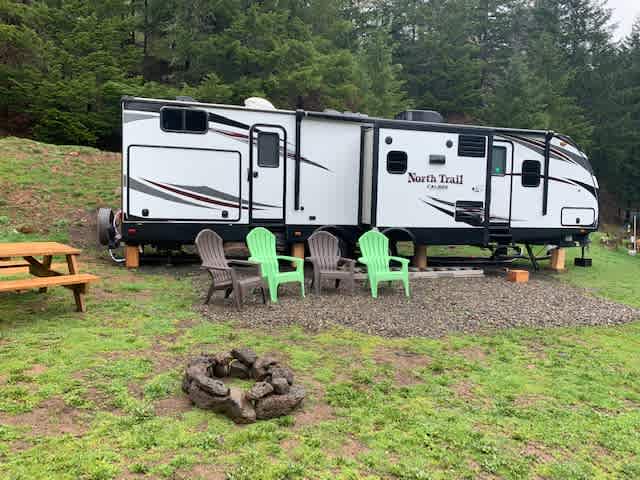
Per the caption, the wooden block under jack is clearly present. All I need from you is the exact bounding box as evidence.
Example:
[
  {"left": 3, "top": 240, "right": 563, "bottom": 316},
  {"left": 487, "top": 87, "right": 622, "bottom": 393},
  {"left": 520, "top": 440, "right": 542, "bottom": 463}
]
[
  {"left": 125, "top": 245, "right": 140, "bottom": 268},
  {"left": 291, "top": 242, "right": 305, "bottom": 268},
  {"left": 412, "top": 244, "right": 428, "bottom": 269},
  {"left": 506, "top": 269, "right": 529, "bottom": 283},
  {"left": 550, "top": 248, "right": 566, "bottom": 272}
]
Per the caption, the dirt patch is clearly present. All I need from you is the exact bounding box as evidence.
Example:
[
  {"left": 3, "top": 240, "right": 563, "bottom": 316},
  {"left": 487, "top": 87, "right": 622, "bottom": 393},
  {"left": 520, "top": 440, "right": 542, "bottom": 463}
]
[
  {"left": 151, "top": 353, "right": 185, "bottom": 375},
  {"left": 452, "top": 380, "right": 476, "bottom": 402},
  {"left": 128, "top": 381, "right": 144, "bottom": 399},
  {"left": 280, "top": 437, "right": 300, "bottom": 452},
  {"left": 154, "top": 395, "right": 193, "bottom": 417},
  {"left": 456, "top": 345, "right": 488, "bottom": 363},
  {"left": 177, "top": 317, "right": 201, "bottom": 329},
  {"left": 0, "top": 397, "right": 88, "bottom": 437},
  {"left": 330, "top": 436, "right": 369, "bottom": 460},
  {"left": 25, "top": 364, "right": 47, "bottom": 377},
  {"left": 373, "top": 347, "right": 430, "bottom": 385},
  {"left": 521, "top": 441, "right": 555, "bottom": 463},
  {"left": 9, "top": 439, "right": 33, "bottom": 453},
  {"left": 513, "top": 394, "right": 549, "bottom": 408},
  {"left": 294, "top": 401, "right": 335, "bottom": 427},
  {"left": 177, "top": 464, "right": 227, "bottom": 480},
  {"left": 69, "top": 210, "right": 97, "bottom": 249},
  {"left": 467, "top": 459, "right": 501, "bottom": 480}
]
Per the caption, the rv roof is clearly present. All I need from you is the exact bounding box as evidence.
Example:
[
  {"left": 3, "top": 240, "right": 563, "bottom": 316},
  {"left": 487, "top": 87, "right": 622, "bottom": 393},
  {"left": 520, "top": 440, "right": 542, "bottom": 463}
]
[
  {"left": 124, "top": 96, "right": 296, "bottom": 115},
  {"left": 123, "top": 96, "right": 554, "bottom": 137}
]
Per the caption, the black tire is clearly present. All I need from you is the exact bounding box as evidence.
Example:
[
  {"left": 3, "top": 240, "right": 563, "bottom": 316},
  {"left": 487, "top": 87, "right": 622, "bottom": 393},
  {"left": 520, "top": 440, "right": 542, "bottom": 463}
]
[
  {"left": 389, "top": 240, "right": 399, "bottom": 257},
  {"left": 97, "top": 207, "right": 114, "bottom": 246},
  {"left": 338, "top": 237, "right": 356, "bottom": 259}
]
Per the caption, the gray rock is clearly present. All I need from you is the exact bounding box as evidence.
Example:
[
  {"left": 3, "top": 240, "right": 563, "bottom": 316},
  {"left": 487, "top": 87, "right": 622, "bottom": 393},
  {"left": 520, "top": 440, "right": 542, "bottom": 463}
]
[
  {"left": 226, "top": 387, "right": 256, "bottom": 424},
  {"left": 231, "top": 347, "right": 257, "bottom": 367},
  {"left": 187, "top": 384, "right": 256, "bottom": 424},
  {"left": 188, "top": 383, "right": 229, "bottom": 410},
  {"left": 187, "top": 355, "right": 212, "bottom": 368},
  {"left": 270, "top": 377, "right": 290, "bottom": 395},
  {"left": 255, "top": 384, "right": 305, "bottom": 419},
  {"left": 269, "top": 366, "right": 294, "bottom": 385},
  {"left": 214, "top": 351, "right": 233, "bottom": 365},
  {"left": 252, "top": 356, "right": 279, "bottom": 381},
  {"left": 184, "top": 361, "right": 230, "bottom": 397},
  {"left": 246, "top": 381, "right": 274, "bottom": 401},
  {"left": 229, "top": 360, "right": 250, "bottom": 379},
  {"left": 186, "top": 362, "right": 208, "bottom": 379},
  {"left": 185, "top": 363, "right": 209, "bottom": 391},
  {"left": 197, "top": 377, "right": 229, "bottom": 397},
  {"left": 181, "top": 373, "right": 192, "bottom": 394}
]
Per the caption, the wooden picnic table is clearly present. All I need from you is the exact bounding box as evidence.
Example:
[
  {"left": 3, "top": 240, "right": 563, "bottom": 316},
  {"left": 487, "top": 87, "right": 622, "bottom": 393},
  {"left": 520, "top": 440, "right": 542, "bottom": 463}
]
[{"left": 0, "top": 242, "right": 99, "bottom": 312}]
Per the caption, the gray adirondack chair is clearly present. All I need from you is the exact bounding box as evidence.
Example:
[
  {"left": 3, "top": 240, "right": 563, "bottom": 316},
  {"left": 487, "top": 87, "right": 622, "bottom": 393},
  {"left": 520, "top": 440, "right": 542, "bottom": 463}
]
[
  {"left": 195, "top": 229, "right": 267, "bottom": 309},
  {"left": 306, "top": 231, "right": 356, "bottom": 294}
]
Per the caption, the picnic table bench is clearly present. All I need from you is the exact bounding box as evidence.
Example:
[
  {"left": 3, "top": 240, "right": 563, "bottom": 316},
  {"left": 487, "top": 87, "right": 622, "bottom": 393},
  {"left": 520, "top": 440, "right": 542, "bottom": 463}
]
[{"left": 0, "top": 242, "right": 99, "bottom": 312}]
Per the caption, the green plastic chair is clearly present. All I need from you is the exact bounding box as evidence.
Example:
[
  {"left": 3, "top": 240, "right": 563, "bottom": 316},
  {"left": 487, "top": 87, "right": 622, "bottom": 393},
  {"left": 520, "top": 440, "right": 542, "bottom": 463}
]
[
  {"left": 246, "top": 227, "right": 305, "bottom": 303},
  {"left": 357, "top": 230, "right": 410, "bottom": 298}
]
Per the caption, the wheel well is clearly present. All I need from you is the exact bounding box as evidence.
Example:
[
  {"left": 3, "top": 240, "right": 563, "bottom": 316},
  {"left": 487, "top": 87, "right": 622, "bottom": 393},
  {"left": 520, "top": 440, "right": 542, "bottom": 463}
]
[
  {"left": 381, "top": 228, "right": 415, "bottom": 243},
  {"left": 310, "top": 225, "right": 357, "bottom": 257}
]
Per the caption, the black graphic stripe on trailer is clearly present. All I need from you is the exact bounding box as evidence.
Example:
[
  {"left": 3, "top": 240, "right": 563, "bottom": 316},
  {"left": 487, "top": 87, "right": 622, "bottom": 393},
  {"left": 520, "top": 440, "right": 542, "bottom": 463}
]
[
  {"left": 139, "top": 178, "right": 272, "bottom": 211},
  {"left": 500, "top": 133, "right": 593, "bottom": 174}
]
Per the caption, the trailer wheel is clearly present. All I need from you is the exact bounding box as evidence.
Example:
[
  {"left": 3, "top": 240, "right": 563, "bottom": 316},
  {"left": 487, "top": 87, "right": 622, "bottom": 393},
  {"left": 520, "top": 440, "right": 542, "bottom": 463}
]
[
  {"left": 338, "top": 237, "right": 355, "bottom": 259},
  {"left": 385, "top": 240, "right": 397, "bottom": 257},
  {"left": 97, "top": 207, "right": 115, "bottom": 246}
]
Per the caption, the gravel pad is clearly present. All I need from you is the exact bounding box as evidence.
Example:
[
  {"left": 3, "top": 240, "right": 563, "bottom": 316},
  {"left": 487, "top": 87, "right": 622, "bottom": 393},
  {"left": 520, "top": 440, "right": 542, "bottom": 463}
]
[{"left": 197, "top": 273, "right": 639, "bottom": 338}]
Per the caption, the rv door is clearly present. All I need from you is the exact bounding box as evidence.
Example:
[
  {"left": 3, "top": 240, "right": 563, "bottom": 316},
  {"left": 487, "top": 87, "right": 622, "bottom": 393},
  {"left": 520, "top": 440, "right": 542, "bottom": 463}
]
[
  {"left": 250, "top": 125, "right": 286, "bottom": 222},
  {"left": 489, "top": 141, "right": 513, "bottom": 224}
]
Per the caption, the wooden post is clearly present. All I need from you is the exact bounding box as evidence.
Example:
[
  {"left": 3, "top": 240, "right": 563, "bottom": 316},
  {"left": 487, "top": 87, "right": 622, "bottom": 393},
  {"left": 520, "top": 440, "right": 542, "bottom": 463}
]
[
  {"left": 506, "top": 269, "right": 529, "bottom": 283},
  {"left": 66, "top": 253, "right": 86, "bottom": 312},
  {"left": 39, "top": 255, "right": 52, "bottom": 293},
  {"left": 125, "top": 245, "right": 140, "bottom": 268},
  {"left": 550, "top": 248, "right": 566, "bottom": 272},
  {"left": 412, "top": 244, "right": 428, "bottom": 270},
  {"left": 291, "top": 243, "right": 305, "bottom": 267}
]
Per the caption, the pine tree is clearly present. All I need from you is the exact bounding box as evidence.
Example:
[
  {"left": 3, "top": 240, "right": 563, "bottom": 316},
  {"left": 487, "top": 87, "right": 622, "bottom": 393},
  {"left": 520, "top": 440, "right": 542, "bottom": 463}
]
[{"left": 358, "top": 29, "right": 408, "bottom": 117}]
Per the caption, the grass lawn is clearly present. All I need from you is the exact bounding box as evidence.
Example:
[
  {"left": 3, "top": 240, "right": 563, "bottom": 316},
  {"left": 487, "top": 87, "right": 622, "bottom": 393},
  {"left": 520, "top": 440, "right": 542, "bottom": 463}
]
[{"left": 1, "top": 137, "right": 639, "bottom": 479}]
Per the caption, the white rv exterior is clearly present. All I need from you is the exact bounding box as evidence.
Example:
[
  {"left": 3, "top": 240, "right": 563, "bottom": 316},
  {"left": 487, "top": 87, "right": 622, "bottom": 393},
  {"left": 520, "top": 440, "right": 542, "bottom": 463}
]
[{"left": 119, "top": 96, "right": 598, "bottom": 251}]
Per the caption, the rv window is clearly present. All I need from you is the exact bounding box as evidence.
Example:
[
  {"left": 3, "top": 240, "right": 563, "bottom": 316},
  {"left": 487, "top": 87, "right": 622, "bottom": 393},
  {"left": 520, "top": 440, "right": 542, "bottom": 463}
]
[
  {"left": 160, "top": 107, "right": 208, "bottom": 133},
  {"left": 522, "top": 160, "right": 541, "bottom": 187},
  {"left": 161, "top": 108, "right": 183, "bottom": 131},
  {"left": 491, "top": 146, "right": 507, "bottom": 175},
  {"left": 185, "top": 110, "right": 208, "bottom": 132},
  {"left": 257, "top": 132, "right": 280, "bottom": 168},
  {"left": 387, "top": 151, "right": 407, "bottom": 174}
]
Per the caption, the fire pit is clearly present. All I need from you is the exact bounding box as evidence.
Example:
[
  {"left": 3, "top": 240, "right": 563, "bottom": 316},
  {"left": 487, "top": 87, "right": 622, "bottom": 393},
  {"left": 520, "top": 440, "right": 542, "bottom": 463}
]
[{"left": 181, "top": 347, "right": 305, "bottom": 424}]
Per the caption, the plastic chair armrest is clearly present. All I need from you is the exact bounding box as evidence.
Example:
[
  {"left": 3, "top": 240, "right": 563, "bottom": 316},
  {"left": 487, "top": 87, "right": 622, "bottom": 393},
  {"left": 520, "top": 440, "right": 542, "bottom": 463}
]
[
  {"left": 339, "top": 257, "right": 356, "bottom": 272},
  {"left": 388, "top": 256, "right": 410, "bottom": 266},
  {"left": 201, "top": 264, "right": 232, "bottom": 271},
  {"left": 276, "top": 255, "right": 304, "bottom": 271}
]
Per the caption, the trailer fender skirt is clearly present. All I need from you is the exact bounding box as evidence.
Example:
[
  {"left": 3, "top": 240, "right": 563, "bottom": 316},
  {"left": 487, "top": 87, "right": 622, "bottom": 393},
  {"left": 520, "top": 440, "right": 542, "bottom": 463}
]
[{"left": 381, "top": 228, "right": 416, "bottom": 242}]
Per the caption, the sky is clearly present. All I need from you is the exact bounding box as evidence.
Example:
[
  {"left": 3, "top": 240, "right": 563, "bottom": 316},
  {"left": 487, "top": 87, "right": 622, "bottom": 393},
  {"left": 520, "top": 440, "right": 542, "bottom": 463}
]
[{"left": 608, "top": 0, "right": 640, "bottom": 41}]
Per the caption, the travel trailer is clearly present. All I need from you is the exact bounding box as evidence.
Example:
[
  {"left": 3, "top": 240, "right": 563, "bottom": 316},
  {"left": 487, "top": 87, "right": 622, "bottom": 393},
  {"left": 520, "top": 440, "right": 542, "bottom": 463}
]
[{"left": 98, "top": 96, "right": 599, "bottom": 260}]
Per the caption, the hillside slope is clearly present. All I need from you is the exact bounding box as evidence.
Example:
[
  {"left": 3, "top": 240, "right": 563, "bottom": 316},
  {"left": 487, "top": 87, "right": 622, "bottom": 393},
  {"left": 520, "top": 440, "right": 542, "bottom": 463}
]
[{"left": 0, "top": 137, "right": 120, "bottom": 244}]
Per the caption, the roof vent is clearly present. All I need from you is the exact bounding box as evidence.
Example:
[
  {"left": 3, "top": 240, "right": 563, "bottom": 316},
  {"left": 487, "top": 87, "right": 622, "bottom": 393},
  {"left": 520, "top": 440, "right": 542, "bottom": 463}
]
[
  {"left": 176, "top": 96, "right": 196, "bottom": 102},
  {"left": 458, "top": 135, "right": 486, "bottom": 157},
  {"left": 244, "top": 97, "right": 276, "bottom": 110},
  {"left": 395, "top": 110, "right": 444, "bottom": 123}
]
